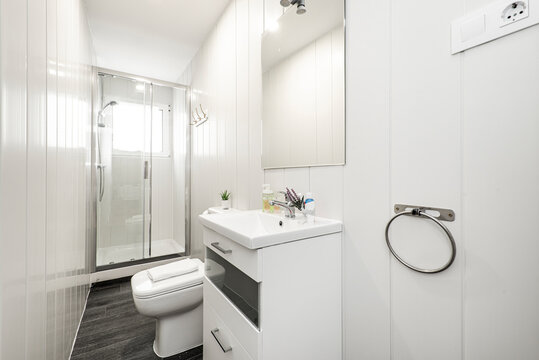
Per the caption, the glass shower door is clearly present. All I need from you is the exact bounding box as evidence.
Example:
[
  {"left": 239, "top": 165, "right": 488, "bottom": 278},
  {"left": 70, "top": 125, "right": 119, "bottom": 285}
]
[
  {"left": 95, "top": 73, "right": 188, "bottom": 269},
  {"left": 143, "top": 84, "right": 187, "bottom": 259},
  {"left": 96, "top": 75, "right": 149, "bottom": 267}
]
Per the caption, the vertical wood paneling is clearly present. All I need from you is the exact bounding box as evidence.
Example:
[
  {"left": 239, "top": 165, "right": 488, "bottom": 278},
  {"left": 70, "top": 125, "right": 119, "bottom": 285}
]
[
  {"left": 337, "top": 0, "right": 393, "bottom": 358},
  {"left": 222, "top": 4, "right": 237, "bottom": 208},
  {"left": 27, "top": 0, "right": 48, "bottom": 357},
  {"left": 45, "top": 0, "right": 59, "bottom": 356},
  {"left": 0, "top": 0, "right": 28, "bottom": 357},
  {"left": 236, "top": 0, "right": 250, "bottom": 210},
  {"left": 461, "top": 25, "right": 539, "bottom": 360},
  {"left": 389, "top": 0, "right": 463, "bottom": 358},
  {"left": 283, "top": 168, "right": 310, "bottom": 193},
  {"left": 188, "top": 2, "right": 539, "bottom": 359},
  {"left": 1, "top": 0, "right": 94, "bottom": 359},
  {"left": 247, "top": 0, "right": 264, "bottom": 210},
  {"left": 310, "top": 166, "right": 343, "bottom": 220},
  {"left": 56, "top": 0, "right": 68, "bottom": 353},
  {"left": 172, "top": 88, "right": 187, "bottom": 250},
  {"left": 188, "top": 0, "right": 246, "bottom": 260}
]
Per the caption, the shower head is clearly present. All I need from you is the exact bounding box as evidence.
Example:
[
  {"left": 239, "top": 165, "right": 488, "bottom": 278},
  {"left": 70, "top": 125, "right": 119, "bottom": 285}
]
[
  {"left": 102, "top": 101, "right": 118, "bottom": 111},
  {"left": 97, "top": 101, "right": 118, "bottom": 128},
  {"left": 98, "top": 101, "right": 118, "bottom": 117}
]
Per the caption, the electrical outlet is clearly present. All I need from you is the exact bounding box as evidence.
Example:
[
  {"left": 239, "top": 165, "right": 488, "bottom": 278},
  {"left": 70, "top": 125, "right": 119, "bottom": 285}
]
[
  {"left": 500, "top": 1, "right": 529, "bottom": 26},
  {"left": 451, "top": 0, "right": 539, "bottom": 54}
]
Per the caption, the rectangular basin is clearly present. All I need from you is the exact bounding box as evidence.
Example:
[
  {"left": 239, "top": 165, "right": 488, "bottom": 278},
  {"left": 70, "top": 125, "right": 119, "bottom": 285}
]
[{"left": 199, "top": 210, "right": 342, "bottom": 249}]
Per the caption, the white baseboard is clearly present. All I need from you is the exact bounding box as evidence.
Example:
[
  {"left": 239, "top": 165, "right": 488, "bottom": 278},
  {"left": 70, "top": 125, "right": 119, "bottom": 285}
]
[{"left": 90, "top": 256, "right": 190, "bottom": 283}]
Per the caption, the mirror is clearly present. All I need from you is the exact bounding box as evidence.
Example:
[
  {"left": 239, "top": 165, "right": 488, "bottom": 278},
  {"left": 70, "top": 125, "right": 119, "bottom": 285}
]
[{"left": 262, "top": 0, "right": 345, "bottom": 169}]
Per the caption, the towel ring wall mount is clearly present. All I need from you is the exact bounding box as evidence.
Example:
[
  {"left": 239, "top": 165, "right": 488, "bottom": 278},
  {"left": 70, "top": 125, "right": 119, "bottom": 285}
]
[{"left": 385, "top": 204, "right": 456, "bottom": 274}]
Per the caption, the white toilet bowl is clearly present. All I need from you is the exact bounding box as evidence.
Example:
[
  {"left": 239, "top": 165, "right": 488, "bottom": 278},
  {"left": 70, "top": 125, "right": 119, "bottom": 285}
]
[{"left": 131, "top": 259, "right": 204, "bottom": 358}]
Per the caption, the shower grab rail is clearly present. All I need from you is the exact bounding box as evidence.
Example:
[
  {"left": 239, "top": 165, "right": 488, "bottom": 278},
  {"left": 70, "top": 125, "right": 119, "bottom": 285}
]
[{"left": 385, "top": 204, "right": 456, "bottom": 274}]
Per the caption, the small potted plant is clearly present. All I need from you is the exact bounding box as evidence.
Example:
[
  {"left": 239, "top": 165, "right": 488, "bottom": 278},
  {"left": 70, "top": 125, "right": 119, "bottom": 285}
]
[{"left": 220, "top": 190, "right": 231, "bottom": 209}]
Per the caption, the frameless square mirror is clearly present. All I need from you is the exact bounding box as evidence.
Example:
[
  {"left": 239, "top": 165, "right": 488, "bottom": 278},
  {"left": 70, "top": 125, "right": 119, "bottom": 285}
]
[{"left": 262, "top": 0, "right": 345, "bottom": 169}]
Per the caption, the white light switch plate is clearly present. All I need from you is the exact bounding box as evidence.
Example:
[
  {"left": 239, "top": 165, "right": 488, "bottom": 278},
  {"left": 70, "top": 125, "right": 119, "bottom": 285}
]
[{"left": 451, "top": 0, "right": 539, "bottom": 54}]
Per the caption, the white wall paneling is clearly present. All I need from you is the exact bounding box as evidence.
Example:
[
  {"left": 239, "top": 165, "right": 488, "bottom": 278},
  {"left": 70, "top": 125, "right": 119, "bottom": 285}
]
[
  {"left": 27, "top": 0, "right": 48, "bottom": 357},
  {"left": 0, "top": 0, "right": 29, "bottom": 357},
  {"left": 184, "top": 0, "right": 265, "bottom": 260},
  {"left": 172, "top": 88, "right": 188, "bottom": 251},
  {"left": 187, "top": 0, "right": 539, "bottom": 359},
  {"left": 389, "top": 0, "right": 463, "bottom": 357},
  {"left": 0, "top": 0, "right": 95, "bottom": 358},
  {"left": 342, "top": 0, "right": 539, "bottom": 358},
  {"left": 460, "top": 12, "right": 539, "bottom": 358}
]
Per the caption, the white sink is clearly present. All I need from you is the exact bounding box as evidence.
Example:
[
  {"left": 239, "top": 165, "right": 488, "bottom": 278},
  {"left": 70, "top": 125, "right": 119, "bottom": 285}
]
[{"left": 198, "top": 210, "right": 342, "bottom": 249}]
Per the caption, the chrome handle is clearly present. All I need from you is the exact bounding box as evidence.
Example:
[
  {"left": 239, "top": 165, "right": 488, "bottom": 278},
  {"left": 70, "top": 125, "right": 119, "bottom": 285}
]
[
  {"left": 211, "top": 242, "right": 232, "bottom": 254},
  {"left": 144, "top": 160, "right": 149, "bottom": 180},
  {"left": 211, "top": 328, "right": 232, "bottom": 353},
  {"left": 97, "top": 164, "right": 105, "bottom": 202},
  {"left": 100, "top": 166, "right": 105, "bottom": 201}
]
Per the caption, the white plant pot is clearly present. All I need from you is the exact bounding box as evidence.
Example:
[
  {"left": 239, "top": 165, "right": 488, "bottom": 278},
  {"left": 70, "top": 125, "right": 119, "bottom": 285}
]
[{"left": 221, "top": 199, "right": 231, "bottom": 209}]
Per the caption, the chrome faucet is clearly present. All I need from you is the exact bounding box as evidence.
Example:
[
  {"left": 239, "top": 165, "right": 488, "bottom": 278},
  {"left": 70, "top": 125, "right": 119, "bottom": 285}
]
[
  {"left": 277, "top": 190, "right": 290, "bottom": 201},
  {"left": 269, "top": 199, "right": 296, "bottom": 218}
]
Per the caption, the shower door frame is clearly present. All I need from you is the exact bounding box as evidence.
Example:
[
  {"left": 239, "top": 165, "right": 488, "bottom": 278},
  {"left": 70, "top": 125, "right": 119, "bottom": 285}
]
[{"left": 91, "top": 67, "right": 192, "bottom": 272}]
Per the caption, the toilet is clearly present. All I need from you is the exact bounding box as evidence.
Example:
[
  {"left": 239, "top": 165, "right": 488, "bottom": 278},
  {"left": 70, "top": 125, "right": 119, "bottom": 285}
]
[{"left": 131, "top": 258, "right": 204, "bottom": 358}]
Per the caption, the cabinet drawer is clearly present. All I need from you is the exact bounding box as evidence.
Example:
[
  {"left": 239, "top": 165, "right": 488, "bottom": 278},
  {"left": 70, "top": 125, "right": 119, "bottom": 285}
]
[
  {"left": 204, "top": 303, "right": 253, "bottom": 360},
  {"left": 204, "top": 277, "right": 260, "bottom": 359},
  {"left": 203, "top": 228, "right": 262, "bottom": 282}
]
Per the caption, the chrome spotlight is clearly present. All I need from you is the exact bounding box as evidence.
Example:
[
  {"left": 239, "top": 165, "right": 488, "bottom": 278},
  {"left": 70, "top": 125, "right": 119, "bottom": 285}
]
[
  {"left": 296, "top": 0, "right": 306, "bottom": 14},
  {"left": 280, "top": 0, "right": 307, "bottom": 15}
]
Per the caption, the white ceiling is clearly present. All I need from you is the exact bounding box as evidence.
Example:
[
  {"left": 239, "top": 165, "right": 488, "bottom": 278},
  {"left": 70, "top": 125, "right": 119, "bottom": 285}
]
[{"left": 83, "top": 0, "right": 230, "bottom": 83}]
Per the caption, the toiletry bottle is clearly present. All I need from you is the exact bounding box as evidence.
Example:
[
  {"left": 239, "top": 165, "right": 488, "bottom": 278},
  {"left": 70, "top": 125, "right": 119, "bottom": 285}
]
[
  {"left": 262, "top": 184, "right": 274, "bottom": 213},
  {"left": 304, "top": 192, "right": 315, "bottom": 223}
]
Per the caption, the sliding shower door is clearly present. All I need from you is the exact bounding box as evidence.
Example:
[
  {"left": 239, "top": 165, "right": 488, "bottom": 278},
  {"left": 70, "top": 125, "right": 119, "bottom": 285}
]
[
  {"left": 145, "top": 84, "right": 187, "bottom": 258},
  {"left": 96, "top": 73, "right": 188, "bottom": 268},
  {"left": 96, "top": 75, "right": 149, "bottom": 266}
]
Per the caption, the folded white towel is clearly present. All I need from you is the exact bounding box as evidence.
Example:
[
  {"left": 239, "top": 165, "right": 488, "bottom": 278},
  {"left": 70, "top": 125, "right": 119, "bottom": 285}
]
[{"left": 146, "top": 259, "right": 199, "bottom": 282}]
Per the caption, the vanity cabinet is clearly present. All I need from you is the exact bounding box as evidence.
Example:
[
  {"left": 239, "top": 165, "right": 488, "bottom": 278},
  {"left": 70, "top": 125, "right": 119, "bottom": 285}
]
[{"left": 202, "top": 227, "right": 342, "bottom": 360}]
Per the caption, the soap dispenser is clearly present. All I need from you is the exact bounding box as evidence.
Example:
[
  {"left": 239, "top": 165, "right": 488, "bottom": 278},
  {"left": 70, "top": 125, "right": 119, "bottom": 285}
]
[{"left": 262, "top": 184, "right": 274, "bottom": 213}]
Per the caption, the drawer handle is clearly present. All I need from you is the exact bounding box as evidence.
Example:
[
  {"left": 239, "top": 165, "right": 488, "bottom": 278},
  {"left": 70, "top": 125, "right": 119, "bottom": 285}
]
[
  {"left": 211, "top": 242, "right": 232, "bottom": 254},
  {"left": 211, "top": 328, "right": 232, "bottom": 353}
]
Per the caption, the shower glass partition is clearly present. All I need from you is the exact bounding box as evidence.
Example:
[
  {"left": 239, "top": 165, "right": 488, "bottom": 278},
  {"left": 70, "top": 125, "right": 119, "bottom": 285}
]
[{"left": 96, "top": 72, "right": 189, "bottom": 268}]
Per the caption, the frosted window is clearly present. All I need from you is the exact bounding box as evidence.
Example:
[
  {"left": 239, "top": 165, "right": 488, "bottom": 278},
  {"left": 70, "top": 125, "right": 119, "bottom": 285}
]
[{"left": 112, "top": 102, "right": 164, "bottom": 154}]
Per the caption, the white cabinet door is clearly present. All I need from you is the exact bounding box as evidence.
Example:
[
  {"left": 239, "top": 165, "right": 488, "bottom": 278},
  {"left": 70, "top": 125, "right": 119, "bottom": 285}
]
[{"left": 204, "top": 303, "right": 253, "bottom": 360}]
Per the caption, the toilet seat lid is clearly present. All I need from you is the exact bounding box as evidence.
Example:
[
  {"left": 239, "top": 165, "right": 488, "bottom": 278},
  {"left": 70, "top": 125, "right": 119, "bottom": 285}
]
[{"left": 131, "top": 258, "right": 204, "bottom": 299}]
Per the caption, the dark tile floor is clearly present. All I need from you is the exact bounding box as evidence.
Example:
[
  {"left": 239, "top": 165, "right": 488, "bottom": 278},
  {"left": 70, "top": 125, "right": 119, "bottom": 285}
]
[{"left": 71, "top": 278, "right": 203, "bottom": 360}]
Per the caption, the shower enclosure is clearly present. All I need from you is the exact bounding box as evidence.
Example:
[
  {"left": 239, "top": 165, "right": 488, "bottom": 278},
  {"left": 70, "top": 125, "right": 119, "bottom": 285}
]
[{"left": 95, "top": 70, "right": 190, "bottom": 269}]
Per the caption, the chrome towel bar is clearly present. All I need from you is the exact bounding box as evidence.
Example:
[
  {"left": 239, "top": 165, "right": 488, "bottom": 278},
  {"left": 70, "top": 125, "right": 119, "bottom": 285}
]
[{"left": 385, "top": 205, "right": 456, "bottom": 274}]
